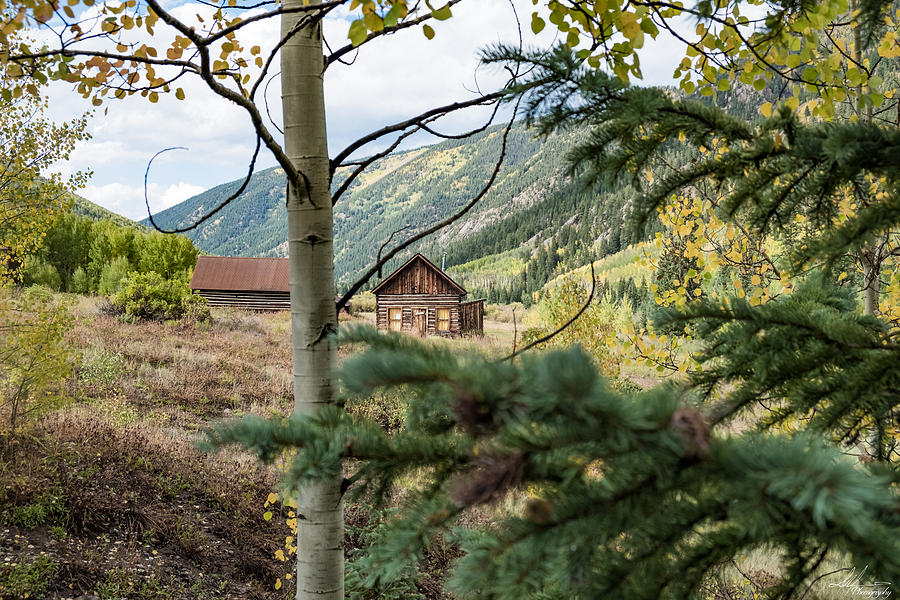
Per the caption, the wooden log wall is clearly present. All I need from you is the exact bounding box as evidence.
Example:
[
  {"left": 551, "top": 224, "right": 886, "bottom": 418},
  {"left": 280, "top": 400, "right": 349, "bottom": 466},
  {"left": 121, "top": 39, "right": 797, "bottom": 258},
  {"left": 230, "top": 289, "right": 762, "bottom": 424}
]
[
  {"left": 376, "top": 294, "right": 462, "bottom": 337},
  {"left": 194, "top": 289, "right": 291, "bottom": 311},
  {"left": 460, "top": 299, "right": 484, "bottom": 334}
]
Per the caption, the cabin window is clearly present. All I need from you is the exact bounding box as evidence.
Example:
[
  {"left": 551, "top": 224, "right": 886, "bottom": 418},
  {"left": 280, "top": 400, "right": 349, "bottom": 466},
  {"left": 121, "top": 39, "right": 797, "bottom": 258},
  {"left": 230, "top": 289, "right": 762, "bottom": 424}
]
[
  {"left": 436, "top": 308, "right": 450, "bottom": 331},
  {"left": 389, "top": 308, "right": 402, "bottom": 331}
]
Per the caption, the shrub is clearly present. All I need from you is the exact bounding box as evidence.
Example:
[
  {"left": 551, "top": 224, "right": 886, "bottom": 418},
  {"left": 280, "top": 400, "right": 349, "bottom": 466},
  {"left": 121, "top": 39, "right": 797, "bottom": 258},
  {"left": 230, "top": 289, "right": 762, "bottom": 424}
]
[
  {"left": 0, "top": 286, "right": 74, "bottom": 434},
  {"left": 22, "top": 256, "right": 61, "bottom": 290},
  {"left": 110, "top": 271, "right": 210, "bottom": 322},
  {"left": 350, "top": 291, "right": 376, "bottom": 314},
  {"left": 70, "top": 266, "right": 90, "bottom": 294}
]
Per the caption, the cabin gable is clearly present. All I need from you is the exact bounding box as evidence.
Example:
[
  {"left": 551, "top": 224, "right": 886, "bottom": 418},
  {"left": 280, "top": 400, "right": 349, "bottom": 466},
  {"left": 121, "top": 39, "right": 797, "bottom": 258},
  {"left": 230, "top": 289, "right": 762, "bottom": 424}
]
[{"left": 371, "top": 254, "right": 466, "bottom": 296}]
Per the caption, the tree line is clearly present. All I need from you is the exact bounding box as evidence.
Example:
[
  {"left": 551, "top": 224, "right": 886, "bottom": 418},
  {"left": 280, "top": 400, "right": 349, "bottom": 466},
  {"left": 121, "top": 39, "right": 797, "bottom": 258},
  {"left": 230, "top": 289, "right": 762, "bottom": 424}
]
[{"left": 22, "top": 212, "right": 198, "bottom": 294}]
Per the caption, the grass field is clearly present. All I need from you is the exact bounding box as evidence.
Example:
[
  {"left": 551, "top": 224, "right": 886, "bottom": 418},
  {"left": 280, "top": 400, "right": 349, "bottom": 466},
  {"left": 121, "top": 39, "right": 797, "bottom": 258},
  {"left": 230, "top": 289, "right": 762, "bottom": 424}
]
[{"left": 0, "top": 296, "right": 853, "bottom": 600}]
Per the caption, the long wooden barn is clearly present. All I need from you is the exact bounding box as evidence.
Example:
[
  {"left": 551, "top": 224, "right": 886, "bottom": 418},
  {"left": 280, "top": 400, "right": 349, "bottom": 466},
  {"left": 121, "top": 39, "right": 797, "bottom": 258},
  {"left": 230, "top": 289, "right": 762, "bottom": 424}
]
[
  {"left": 190, "top": 256, "right": 291, "bottom": 311},
  {"left": 373, "top": 253, "right": 484, "bottom": 337}
]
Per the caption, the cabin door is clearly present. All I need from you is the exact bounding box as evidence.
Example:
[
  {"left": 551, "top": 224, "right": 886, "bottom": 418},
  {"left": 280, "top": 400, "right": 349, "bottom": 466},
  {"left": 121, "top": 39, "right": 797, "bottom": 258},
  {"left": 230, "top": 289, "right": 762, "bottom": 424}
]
[{"left": 413, "top": 310, "right": 427, "bottom": 336}]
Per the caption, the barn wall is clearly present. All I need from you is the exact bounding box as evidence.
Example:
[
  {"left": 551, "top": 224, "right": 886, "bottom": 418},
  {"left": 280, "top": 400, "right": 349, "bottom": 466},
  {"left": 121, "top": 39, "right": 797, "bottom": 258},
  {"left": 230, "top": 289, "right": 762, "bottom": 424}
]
[
  {"left": 376, "top": 294, "right": 462, "bottom": 337},
  {"left": 460, "top": 299, "right": 484, "bottom": 335},
  {"left": 194, "top": 289, "right": 291, "bottom": 311}
]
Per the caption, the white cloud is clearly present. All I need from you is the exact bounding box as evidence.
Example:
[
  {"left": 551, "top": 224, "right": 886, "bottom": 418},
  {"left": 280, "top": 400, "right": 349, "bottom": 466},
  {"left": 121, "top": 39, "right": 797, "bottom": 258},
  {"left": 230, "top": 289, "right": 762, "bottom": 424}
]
[{"left": 82, "top": 180, "right": 207, "bottom": 220}]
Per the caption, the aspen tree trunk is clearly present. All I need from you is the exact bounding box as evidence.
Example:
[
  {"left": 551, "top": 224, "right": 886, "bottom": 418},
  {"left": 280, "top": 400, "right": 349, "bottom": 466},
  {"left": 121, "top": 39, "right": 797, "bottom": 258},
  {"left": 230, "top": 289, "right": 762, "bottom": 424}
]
[
  {"left": 280, "top": 1, "right": 344, "bottom": 598},
  {"left": 852, "top": 6, "right": 885, "bottom": 461}
]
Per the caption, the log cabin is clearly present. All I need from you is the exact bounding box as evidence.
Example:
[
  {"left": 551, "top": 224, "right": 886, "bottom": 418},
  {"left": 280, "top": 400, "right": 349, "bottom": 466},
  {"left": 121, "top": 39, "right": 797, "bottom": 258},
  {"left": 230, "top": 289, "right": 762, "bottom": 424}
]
[
  {"left": 190, "top": 255, "right": 291, "bottom": 310},
  {"left": 373, "top": 253, "right": 484, "bottom": 337}
]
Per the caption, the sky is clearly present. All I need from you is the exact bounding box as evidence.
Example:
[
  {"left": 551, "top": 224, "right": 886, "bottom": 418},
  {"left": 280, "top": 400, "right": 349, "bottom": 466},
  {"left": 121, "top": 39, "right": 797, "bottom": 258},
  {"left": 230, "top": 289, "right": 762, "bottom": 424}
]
[{"left": 43, "top": 1, "right": 686, "bottom": 221}]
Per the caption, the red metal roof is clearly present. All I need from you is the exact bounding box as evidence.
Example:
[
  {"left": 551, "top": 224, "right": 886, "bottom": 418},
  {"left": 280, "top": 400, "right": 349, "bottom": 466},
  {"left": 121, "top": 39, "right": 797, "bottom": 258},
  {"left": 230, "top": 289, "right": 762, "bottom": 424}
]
[{"left": 190, "top": 256, "right": 290, "bottom": 292}]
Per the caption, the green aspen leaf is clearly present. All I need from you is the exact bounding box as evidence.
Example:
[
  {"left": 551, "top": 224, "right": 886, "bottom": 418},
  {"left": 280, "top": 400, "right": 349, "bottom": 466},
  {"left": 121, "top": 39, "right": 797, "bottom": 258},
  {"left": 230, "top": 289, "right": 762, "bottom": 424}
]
[
  {"left": 363, "top": 11, "right": 383, "bottom": 32},
  {"left": 422, "top": 23, "right": 435, "bottom": 39},
  {"left": 802, "top": 67, "right": 818, "bottom": 82},
  {"left": 431, "top": 4, "right": 452, "bottom": 21},
  {"left": 175, "top": 88, "right": 185, "bottom": 100},
  {"left": 640, "top": 18, "right": 659, "bottom": 36},
  {"left": 384, "top": 3, "right": 405, "bottom": 27},
  {"left": 348, "top": 19, "right": 367, "bottom": 46},
  {"left": 531, "top": 13, "right": 545, "bottom": 34},
  {"left": 717, "top": 77, "right": 730, "bottom": 91},
  {"left": 753, "top": 78, "right": 767, "bottom": 91}
]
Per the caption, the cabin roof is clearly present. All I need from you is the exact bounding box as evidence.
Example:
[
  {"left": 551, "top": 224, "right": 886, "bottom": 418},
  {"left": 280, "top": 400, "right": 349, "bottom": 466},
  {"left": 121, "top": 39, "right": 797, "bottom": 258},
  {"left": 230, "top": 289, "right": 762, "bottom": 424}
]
[
  {"left": 371, "top": 253, "right": 466, "bottom": 295},
  {"left": 190, "top": 255, "right": 290, "bottom": 292}
]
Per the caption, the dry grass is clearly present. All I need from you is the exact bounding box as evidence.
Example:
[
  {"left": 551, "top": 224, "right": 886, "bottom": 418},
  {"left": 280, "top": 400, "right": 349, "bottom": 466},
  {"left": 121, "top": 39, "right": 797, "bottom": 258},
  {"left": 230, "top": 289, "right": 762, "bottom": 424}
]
[
  {"left": 2, "top": 301, "right": 477, "bottom": 599},
  {"left": 69, "top": 304, "right": 295, "bottom": 424}
]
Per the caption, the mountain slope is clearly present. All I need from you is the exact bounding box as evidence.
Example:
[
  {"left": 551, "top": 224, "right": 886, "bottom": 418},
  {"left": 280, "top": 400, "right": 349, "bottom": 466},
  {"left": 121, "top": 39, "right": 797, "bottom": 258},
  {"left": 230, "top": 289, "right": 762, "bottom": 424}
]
[
  {"left": 146, "top": 121, "right": 644, "bottom": 294},
  {"left": 71, "top": 193, "right": 141, "bottom": 228},
  {"left": 146, "top": 87, "right": 771, "bottom": 299}
]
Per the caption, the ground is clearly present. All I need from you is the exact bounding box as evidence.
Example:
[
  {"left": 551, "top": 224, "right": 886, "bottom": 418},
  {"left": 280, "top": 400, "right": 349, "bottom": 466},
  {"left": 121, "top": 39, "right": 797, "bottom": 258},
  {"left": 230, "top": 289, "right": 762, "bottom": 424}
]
[
  {"left": 0, "top": 299, "right": 492, "bottom": 600},
  {"left": 1, "top": 297, "right": 841, "bottom": 600}
]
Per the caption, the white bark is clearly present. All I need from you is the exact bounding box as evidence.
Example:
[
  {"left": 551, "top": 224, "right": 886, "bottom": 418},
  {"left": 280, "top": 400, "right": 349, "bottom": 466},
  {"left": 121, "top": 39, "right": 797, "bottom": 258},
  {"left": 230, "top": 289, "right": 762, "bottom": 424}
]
[{"left": 280, "top": 1, "right": 343, "bottom": 598}]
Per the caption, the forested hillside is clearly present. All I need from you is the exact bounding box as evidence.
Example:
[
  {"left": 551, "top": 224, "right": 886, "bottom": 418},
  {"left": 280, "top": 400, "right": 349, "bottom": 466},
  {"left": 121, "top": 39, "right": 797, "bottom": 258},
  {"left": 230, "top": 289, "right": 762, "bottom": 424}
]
[
  {"left": 71, "top": 193, "right": 140, "bottom": 229},
  {"left": 147, "top": 88, "right": 770, "bottom": 301}
]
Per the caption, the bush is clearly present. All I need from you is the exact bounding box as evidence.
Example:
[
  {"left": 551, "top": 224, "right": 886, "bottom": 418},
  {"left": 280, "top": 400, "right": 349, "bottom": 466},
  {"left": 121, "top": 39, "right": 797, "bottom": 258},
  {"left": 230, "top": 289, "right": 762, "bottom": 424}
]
[
  {"left": 0, "top": 286, "right": 74, "bottom": 434},
  {"left": 350, "top": 291, "right": 376, "bottom": 314},
  {"left": 22, "top": 256, "right": 61, "bottom": 290},
  {"left": 110, "top": 271, "right": 209, "bottom": 322},
  {"left": 97, "top": 256, "right": 132, "bottom": 295},
  {"left": 70, "top": 266, "right": 90, "bottom": 294}
]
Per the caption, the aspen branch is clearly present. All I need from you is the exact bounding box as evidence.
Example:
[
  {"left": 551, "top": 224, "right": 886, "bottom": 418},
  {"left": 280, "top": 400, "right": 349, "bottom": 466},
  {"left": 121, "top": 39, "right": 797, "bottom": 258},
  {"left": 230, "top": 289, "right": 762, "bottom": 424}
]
[
  {"left": 324, "top": 0, "right": 465, "bottom": 69},
  {"left": 203, "top": 0, "right": 343, "bottom": 44},
  {"left": 142, "top": 137, "right": 261, "bottom": 233},
  {"left": 330, "top": 89, "right": 507, "bottom": 172}
]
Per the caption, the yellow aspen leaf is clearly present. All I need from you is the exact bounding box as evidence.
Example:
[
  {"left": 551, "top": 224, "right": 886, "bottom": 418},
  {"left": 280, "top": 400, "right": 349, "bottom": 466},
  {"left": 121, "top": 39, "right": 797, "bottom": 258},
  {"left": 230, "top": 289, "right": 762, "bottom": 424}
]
[
  {"left": 263, "top": 511, "right": 273, "bottom": 521},
  {"left": 274, "top": 578, "right": 282, "bottom": 590},
  {"left": 760, "top": 102, "right": 773, "bottom": 118},
  {"left": 422, "top": 24, "right": 435, "bottom": 39}
]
